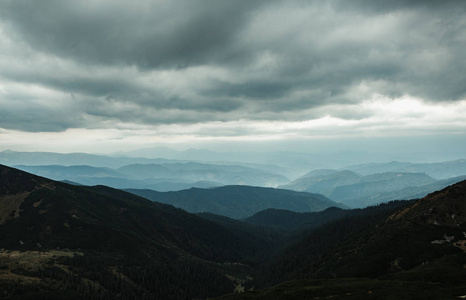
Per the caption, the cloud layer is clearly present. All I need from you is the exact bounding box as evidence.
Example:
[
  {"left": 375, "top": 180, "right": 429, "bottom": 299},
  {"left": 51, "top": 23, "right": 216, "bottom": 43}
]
[{"left": 0, "top": 0, "right": 465, "bottom": 147}]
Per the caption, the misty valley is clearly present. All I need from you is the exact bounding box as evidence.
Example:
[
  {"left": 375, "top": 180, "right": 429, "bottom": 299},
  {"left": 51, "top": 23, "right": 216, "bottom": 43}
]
[{"left": 0, "top": 149, "right": 465, "bottom": 299}]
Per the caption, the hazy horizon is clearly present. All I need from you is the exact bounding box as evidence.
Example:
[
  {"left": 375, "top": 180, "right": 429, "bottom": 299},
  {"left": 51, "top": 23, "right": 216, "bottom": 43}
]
[{"left": 1, "top": 134, "right": 466, "bottom": 166}]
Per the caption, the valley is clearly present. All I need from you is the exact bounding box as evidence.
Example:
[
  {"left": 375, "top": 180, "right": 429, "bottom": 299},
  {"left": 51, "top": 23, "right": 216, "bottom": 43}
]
[
  {"left": 2, "top": 1, "right": 466, "bottom": 298},
  {"left": 0, "top": 149, "right": 466, "bottom": 299}
]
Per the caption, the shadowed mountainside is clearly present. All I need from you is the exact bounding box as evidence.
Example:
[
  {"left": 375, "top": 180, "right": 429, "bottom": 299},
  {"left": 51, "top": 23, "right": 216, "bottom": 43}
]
[
  {"left": 217, "top": 180, "right": 466, "bottom": 299},
  {"left": 125, "top": 185, "right": 345, "bottom": 219},
  {"left": 0, "top": 165, "right": 274, "bottom": 299},
  {"left": 2, "top": 164, "right": 465, "bottom": 299}
]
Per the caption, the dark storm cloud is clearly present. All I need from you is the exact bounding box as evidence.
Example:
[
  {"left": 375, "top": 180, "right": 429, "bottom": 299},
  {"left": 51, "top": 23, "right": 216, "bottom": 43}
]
[
  {"left": 330, "top": 0, "right": 465, "bottom": 14},
  {"left": 2, "top": 70, "right": 139, "bottom": 99},
  {"left": 0, "top": 0, "right": 265, "bottom": 69},
  {"left": 0, "top": 0, "right": 465, "bottom": 134},
  {"left": 0, "top": 98, "right": 83, "bottom": 132},
  {"left": 204, "top": 80, "right": 293, "bottom": 100},
  {"left": 325, "top": 0, "right": 466, "bottom": 100}
]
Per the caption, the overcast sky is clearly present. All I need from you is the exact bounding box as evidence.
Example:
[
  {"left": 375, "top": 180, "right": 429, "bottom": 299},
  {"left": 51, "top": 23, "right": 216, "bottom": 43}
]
[{"left": 0, "top": 0, "right": 465, "bottom": 156}]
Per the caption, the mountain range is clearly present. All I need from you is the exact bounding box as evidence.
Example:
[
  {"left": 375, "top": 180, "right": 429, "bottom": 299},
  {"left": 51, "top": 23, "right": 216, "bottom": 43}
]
[
  {"left": 0, "top": 164, "right": 274, "bottom": 299},
  {"left": 1, "top": 164, "right": 465, "bottom": 299},
  {"left": 3, "top": 150, "right": 466, "bottom": 210},
  {"left": 0, "top": 150, "right": 300, "bottom": 178},
  {"left": 281, "top": 169, "right": 466, "bottom": 208},
  {"left": 345, "top": 159, "right": 466, "bottom": 179},
  {"left": 13, "top": 162, "right": 289, "bottom": 192},
  {"left": 7, "top": 149, "right": 466, "bottom": 180},
  {"left": 217, "top": 180, "right": 466, "bottom": 299},
  {"left": 125, "top": 185, "right": 345, "bottom": 219}
]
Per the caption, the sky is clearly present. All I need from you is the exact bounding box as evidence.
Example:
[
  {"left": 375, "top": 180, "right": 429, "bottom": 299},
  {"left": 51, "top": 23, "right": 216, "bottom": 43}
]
[{"left": 0, "top": 0, "right": 465, "bottom": 157}]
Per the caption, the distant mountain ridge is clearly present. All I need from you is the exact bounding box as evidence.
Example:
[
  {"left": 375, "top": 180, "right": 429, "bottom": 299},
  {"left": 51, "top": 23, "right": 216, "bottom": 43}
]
[
  {"left": 117, "top": 162, "right": 289, "bottom": 186},
  {"left": 0, "top": 150, "right": 176, "bottom": 168},
  {"left": 13, "top": 161, "right": 288, "bottom": 192},
  {"left": 1, "top": 148, "right": 425, "bottom": 179},
  {"left": 126, "top": 185, "right": 345, "bottom": 219},
  {"left": 345, "top": 159, "right": 466, "bottom": 179},
  {"left": 282, "top": 168, "right": 466, "bottom": 208},
  {"left": 6, "top": 150, "right": 466, "bottom": 209},
  {"left": 280, "top": 169, "right": 361, "bottom": 195},
  {"left": 0, "top": 149, "right": 297, "bottom": 178},
  {"left": 328, "top": 172, "right": 436, "bottom": 207},
  {"left": 352, "top": 175, "right": 466, "bottom": 205}
]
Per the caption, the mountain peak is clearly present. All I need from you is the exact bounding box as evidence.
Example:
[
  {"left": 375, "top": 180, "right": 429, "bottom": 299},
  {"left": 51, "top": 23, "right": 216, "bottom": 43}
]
[{"left": 0, "top": 149, "right": 15, "bottom": 154}]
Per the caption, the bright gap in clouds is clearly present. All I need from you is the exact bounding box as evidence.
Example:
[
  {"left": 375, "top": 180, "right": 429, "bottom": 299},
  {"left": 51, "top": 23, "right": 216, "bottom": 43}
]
[{"left": 1, "top": 96, "right": 465, "bottom": 154}]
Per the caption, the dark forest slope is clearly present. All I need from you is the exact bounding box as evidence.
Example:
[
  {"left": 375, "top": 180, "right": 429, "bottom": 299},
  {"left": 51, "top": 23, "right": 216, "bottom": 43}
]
[
  {"left": 217, "top": 181, "right": 466, "bottom": 299},
  {"left": 0, "top": 165, "right": 272, "bottom": 299}
]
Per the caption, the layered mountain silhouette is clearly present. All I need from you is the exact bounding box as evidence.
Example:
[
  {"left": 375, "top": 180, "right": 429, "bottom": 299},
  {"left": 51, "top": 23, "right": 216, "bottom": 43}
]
[
  {"left": 280, "top": 169, "right": 361, "bottom": 195},
  {"left": 5, "top": 150, "right": 466, "bottom": 209},
  {"left": 0, "top": 164, "right": 274, "bottom": 299},
  {"left": 125, "top": 185, "right": 344, "bottom": 219},
  {"left": 1, "top": 164, "right": 465, "bottom": 299},
  {"left": 282, "top": 169, "right": 466, "bottom": 208},
  {"left": 218, "top": 180, "right": 466, "bottom": 299},
  {"left": 328, "top": 172, "right": 436, "bottom": 207},
  {"left": 345, "top": 159, "right": 466, "bottom": 179},
  {"left": 14, "top": 162, "right": 288, "bottom": 192},
  {"left": 0, "top": 149, "right": 296, "bottom": 178},
  {"left": 117, "top": 162, "right": 288, "bottom": 186}
]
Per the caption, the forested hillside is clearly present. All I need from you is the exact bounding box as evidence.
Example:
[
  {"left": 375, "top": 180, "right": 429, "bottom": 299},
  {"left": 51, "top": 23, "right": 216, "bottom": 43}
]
[{"left": 1, "top": 165, "right": 465, "bottom": 299}]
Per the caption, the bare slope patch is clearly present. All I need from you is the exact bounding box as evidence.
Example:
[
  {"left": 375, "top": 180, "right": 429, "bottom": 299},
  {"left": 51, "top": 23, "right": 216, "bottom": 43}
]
[{"left": 0, "top": 192, "right": 30, "bottom": 224}]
